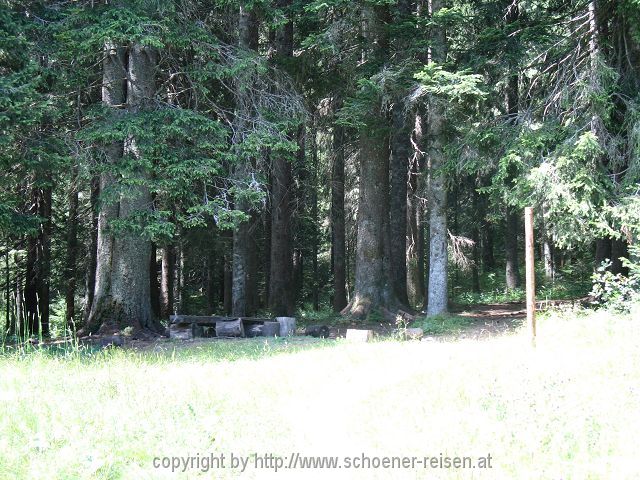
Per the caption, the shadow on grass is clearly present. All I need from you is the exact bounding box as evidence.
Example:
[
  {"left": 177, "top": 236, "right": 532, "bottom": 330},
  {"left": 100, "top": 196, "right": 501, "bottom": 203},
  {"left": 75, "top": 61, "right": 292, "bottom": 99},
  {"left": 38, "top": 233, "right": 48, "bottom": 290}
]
[{"left": 0, "top": 336, "right": 340, "bottom": 364}]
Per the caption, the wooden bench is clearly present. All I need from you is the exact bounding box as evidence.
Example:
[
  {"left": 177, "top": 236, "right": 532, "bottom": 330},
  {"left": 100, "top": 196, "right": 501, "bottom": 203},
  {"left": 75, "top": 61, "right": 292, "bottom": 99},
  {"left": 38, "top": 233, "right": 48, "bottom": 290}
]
[{"left": 168, "top": 315, "right": 295, "bottom": 339}]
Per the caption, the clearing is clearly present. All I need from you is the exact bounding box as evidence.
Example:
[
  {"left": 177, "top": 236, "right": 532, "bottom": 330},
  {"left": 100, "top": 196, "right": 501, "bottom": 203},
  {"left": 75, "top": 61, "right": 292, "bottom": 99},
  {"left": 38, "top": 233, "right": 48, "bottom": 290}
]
[{"left": 1, "top": 305, "right": 638, "bottom": 479}]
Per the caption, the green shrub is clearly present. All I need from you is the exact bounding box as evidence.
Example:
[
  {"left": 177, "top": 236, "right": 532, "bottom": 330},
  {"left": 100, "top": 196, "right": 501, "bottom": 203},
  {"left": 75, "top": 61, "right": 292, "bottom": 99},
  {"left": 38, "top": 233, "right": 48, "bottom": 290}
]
[{"left": 590, "top": 246, "right": 640, "bottom": 312}]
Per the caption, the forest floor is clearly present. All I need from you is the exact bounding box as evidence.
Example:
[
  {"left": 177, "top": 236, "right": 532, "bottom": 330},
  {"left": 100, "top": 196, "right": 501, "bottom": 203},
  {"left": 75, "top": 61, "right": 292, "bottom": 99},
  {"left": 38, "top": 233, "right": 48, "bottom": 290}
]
[{"left": 1, "top": 303, "right": 638, "bottom": 479}]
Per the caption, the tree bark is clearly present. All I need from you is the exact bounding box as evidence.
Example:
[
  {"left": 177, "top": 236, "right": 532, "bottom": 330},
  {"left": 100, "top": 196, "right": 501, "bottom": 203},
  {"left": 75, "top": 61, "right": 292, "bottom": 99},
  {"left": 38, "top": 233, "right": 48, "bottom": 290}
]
[
  {"left": 23, "top": 184, "right": 51, "bottom": 337},
  {"left": 345, "top": 129, "right": 397, "bottom": 318},
  {"left": 14, "top": 252, "right": 23, "bottom": 337},
  {"left": 65, "top": 166, "right": 79, "bottom": 328},
  {"left": 311, "top": 127, "right": 319, "bottom": 311},
  {"left": 247, "top": 214, "right": 259, "bottom": 315},
  {"left": 231, "top": 4, "right": 260, "bottom": 317},
  {"left": 150, "top": 243, "right": 160, "bottom": 318},
  {"left": 108, "top": 43, "right": 158, "bottom": 332},
  {"left": 471, "top": 177, "right": 481, "bottom": 293},
  {"left": 232, "top": 201, "right": 250, "bottom": 316},
  {"left": 426, "top": 0, "right": 448, "bottom": 316},
  {"left": 84, "top": 43, "right": 161, "bottom": 336},
  {"left": 331, "top": 120, "right": 348, "bottom": 312},
  {"left": 82, "top": 176, "right": 99, "bottom": 325},
  {"left": 269, "top": 0, "right": 295, "bottom": 316},
  {"left": 389, "top": 100, "right": 410, "bottom": 306},
  {"left": 504, "top": 0, "right": 521, "bottom": 291},
  {"left": 160, "top": 245, "right": 174, "bottom": 318},
  {"left": 407, "top": 113, "right": 425, "bottom": 306},
  {"left": 505, "top": 207, "right": 521, "bottom": 289},
  {"left": 342, "top": 3, "right": 401, "bottom": 319},
  {"left": 4, "top": 242, "right": 12, "bottom": 336},
  {"left": 223, "top": 246, "right": 232, "bottom": 315},
  {"left": 83, "top": 43, "right": 125, "bottom": 334},
  {"left": 269, "top": 152, "right": 294, "bottom": 315}
]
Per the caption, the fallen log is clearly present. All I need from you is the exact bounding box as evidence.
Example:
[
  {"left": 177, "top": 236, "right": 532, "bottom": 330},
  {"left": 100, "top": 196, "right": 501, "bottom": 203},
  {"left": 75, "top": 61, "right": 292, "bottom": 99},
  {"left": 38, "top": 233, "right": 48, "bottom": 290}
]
[
  {"left": 215, "top": 318, "right": 244, "bottom": 338},
  {"left": 169, "top": 315, "right": 271, "bottom": 325},
  {"left": 169, "top": 324, "right": 193, "bottom": 340},
  {"left": 381, "top": 307, "right": 416, "bottom": 324}
]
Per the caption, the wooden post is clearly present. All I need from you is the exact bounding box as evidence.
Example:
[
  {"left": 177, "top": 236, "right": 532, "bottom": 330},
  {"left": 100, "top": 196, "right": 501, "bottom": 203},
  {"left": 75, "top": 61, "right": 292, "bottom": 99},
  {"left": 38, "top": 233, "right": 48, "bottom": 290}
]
[{"left": 524, "top": 207, "right": 536, "bottom": 344}]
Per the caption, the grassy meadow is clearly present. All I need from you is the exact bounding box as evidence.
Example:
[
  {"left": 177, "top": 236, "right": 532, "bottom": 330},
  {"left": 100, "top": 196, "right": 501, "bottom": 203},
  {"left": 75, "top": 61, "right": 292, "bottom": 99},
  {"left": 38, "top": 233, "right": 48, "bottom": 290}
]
[{"left": 1, "top": 305, "right": 639, "bottom": 479}]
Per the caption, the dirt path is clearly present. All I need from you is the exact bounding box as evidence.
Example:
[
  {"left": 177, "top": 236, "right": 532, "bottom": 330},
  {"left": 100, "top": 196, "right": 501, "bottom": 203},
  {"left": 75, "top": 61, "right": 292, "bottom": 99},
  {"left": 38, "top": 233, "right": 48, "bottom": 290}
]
[{"left": 444, "top": 302, "right": 527, "bottom": 340}]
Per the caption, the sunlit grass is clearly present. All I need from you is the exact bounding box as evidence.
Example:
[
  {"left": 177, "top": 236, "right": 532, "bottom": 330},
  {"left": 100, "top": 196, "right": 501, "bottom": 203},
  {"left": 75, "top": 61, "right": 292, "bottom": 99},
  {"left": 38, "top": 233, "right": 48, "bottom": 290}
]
[{"left": 1, "top": 305, "right": 639, "bottom": 479}]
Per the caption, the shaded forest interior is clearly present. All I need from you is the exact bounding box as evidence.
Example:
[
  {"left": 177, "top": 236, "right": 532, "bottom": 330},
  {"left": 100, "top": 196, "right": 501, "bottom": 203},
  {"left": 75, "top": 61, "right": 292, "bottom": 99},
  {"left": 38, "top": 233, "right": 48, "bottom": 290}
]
[{"left": 1, "top": 0, "right": 639, "bottom": 338}]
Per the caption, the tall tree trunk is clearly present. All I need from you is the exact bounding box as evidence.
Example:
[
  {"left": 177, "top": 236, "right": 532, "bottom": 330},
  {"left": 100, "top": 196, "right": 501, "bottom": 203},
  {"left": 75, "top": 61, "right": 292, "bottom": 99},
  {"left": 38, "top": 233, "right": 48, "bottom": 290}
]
[
  {"left": 39, "top": 185, "right": 52, "bottom": 337},
  {"left": 504, "top": 207, "right": 521, "bottom": 289},
  {"left": 83, "top": 43, "right": 125, "bottom": 334},
  {"left": 247, "top": 214, "right": 258, "bottom": 316},
  {"left": 293, "top": 123, "right": 308, "bottom": 308},
  {"left": 407, "top": 113, "right": 425, "bottom": 306},
  {"left": 269, "top": 152, "right": 294, "bottom": 315},
  {"left": 223, "top": 246, "right": 232, "bottom": 315},
  {"left": 14, "top": 252, "right": 23, "bottom": 338},
  {"left": 311, "top": 127, "right": 320, "bottom": 311},
  {"left": 262, "top": 199, "right": 271, "bottom": 309},
  {"left": 176, "top": 243, "right": 185, "bottom": 312},
  {"left": 269, "top": 0, "right": 295, "bottom": 316},
  {"left": 4, "top": 242, "right": 12, "bottom": 336},
  {"left": 480, "top": 189, "right": 495, "bottom": 271},
  {"left": 85, "top": 43, "right": 161, "bottom": 335},
  {"left": 108, "top": 43, "right": 158, "bottom": 332},
  {"left": 331, "top": 120, "right": 348, "bottom": 312},
  {"left": 504, "top": 0, "right": 521, "bottom": 291},
  {"left": 388, "top": 0, "right": 412, "bottom": 306},
  {"left": 342, "top": 3, "right": 401, "bottom": 319},
  {"left": 471, "top": 177, "right": 481, "bottom": 293},
  {"left": 206, "top": 248, "right": 216, "bottom": 313},
  {"left": 232, "top": 206, "right": 250, "bottom": 316},
  {"left": 160, "top": 245, "right": 174, "bottom": 318},
  {"left": 150, "top": 244, "right": 160, "bottom": 318},
  {"left": 389, "top": 100, "right": 410, "bottom": 306},
  {"left": 24, "top": 187, "right": 40, "bottom": 337},
  {"left": 543, "top": 239, "right": 554, "bottom": 281},
  {"left": 231, "top": 4, "right": 259, "bottom": 316},
  {"left": 426, "top": 0, "right": 448, "bottom": 316},
  {"left": 346, "top": 128, "right": 397, "bottom": 317},
  {"left": 65, "top": 166, "right": 79, "bottom": 329},
  {"left": 82, "top": 176, "right": 99, "bottom": 325}
]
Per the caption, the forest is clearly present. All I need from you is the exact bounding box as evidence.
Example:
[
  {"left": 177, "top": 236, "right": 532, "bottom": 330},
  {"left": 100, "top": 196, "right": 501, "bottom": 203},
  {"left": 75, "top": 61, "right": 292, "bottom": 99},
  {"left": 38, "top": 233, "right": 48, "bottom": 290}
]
[
  {"left": 1, "top": 0, "right": 639, "bottom": 339},
  {"left": 2, "top": 1, "right": 640, "bottom": 478}
]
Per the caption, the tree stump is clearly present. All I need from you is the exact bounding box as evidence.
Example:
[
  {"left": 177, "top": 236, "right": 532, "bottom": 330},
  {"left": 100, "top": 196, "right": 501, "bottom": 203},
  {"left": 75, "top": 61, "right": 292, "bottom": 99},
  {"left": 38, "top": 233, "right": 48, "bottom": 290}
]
[
  {"left": 345, "top": 329, "right": 373, "bottom": 342},
  {"left": 305, "top": 325, "right": 330, "bottom": 338},
  {"left": 245, "top": 323, "right": 263, "bottom": 338},
  {"left": 262, "top": 321, "right": 280, "bottom": 337},
  {"left": 276, "top": 317, "right": 296, "bottom": 337}
]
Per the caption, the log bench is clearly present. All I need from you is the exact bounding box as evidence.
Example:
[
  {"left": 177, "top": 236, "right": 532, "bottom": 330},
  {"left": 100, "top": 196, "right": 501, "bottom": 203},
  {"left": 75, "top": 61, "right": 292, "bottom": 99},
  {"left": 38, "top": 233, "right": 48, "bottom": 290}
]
[{"left": 168, "top": 315, "right": 295, "bottom": 340}]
